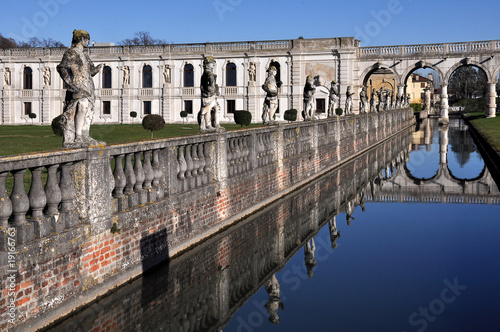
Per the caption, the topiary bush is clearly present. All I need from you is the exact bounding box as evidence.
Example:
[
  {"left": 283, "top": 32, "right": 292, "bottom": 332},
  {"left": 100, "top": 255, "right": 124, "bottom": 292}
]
[
  {"left": 410, "top": 103, "right": 422, "bottom": 112},
  {"left": 233, "top": 110, "right": 252, "bottom": 127},
  {"left": 130, "top": 111, "right": 137, "bottom": 119},
  {"left": 335, "top": 108, "right": 343, "bottom": 116},
  {"left": 28, "top": 112, "right": 37, "bottom": 124},
  {"left": 142, "top": 114, "right": 165, "bottom": 138},
  {"left": 180, "top": 110, "right": 188, "bottom": 123},
  {"left": 51, "top": 114, "right": 64, "bottom": 136},
  {"left": 284, "top": 109, "right": 297, "bottom": 122}
]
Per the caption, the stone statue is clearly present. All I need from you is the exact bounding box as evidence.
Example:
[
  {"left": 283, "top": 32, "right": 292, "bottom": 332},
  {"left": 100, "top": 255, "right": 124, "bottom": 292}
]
[
  {"left": 370, "top": 89, "right": 377, "bottom": 113},
  {"left": 264, "top": 274, "right": 284, "bottom": 325},
  {"left": 345, "top": 86, "right": 354, "bottom": 115},
  {"left": 327, "top": 80, "right": 339, "bottom": 117},
  {"left": 57, "top": 30, "right": 103, "bottom": 147},
  {"left": 378, "top": 87, "right": 387, "bottom": 112},
  {"left": 122, "top": 66, "right": 130, "bottom": 86},
  {"left": 406, "top": 93, "right": 411, "bottom": 107},
  {"left": 199, "top": 56, "right": 222, "bottom": 132},
  {"left": 248, "top": 62, "right": 256, "bottom": 82},
  {"left": 261, "top": 66, "right": 279, "bottom": 125},
  {"left": 304, "top": 238, "right": 317, "bottom": 278},
  {"left": 163, "top": 65, "right": 171, "bottom": 84},
  {"left": 4, "top": 68, "right": 11, "bottom": 86},
  {"left": 303, "top": 75, "right": 316, "bottom": 121},
  {"left": 359, "top": 86, "right": 368, "bottom": 113},
  {"left": 423, "top": 85, "right": 431, "bottom": 111},
  {"left": 43, "top": 67, "right": 51, "bottom": 86}
]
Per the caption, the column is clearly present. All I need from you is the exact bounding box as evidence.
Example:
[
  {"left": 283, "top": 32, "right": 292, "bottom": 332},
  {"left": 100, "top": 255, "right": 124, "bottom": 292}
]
[
  {"left": 439, "top": 84, "right": 449, "bottom": 124},
  {"left": 487, "top": 82, "right": 497, "bottom": 118}
]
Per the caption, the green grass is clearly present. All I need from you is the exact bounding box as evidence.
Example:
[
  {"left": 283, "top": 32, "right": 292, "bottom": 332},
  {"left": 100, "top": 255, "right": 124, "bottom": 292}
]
[
  {"left": 467, "top": 113, "right": 500, "bottom": 153},
  {"left": 0, "top": 123, "right": 263, "bottom": 157}
]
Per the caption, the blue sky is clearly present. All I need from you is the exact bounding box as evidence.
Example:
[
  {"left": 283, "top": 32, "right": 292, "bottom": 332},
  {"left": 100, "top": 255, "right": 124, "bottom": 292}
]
[{"left": 1, "top": 0, "right": 499, "bottom": 47}]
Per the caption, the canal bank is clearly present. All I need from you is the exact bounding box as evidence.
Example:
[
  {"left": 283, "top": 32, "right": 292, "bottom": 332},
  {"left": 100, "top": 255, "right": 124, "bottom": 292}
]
[{"left": 0, "top": 109, "right": 414, "bottom": 331}]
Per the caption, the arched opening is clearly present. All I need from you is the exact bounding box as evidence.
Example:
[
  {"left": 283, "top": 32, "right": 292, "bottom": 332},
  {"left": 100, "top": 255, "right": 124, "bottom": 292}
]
[
  {"left": 448, "top": 65, "right": 488, "bottom": 113},
  {"left": 403, "top": 67, "right": 441, "bottom": 113},
  {"left": 102, "top": 66, "right": 112, "bottom": 89},
  {"left": 23, "top": 67, "right": 33, "bottom": 90},
  {"left": 184, "top": 63, "right": 194, "bottom": 87},
  {"left": 226, "top": 62, "right": 236, "bottom": 86},
  {"left": 143, "top": 65, "right": 153, "bottom": 88},
  {"left": 363, "top": 66, "right": 398, "bottom": 111}
]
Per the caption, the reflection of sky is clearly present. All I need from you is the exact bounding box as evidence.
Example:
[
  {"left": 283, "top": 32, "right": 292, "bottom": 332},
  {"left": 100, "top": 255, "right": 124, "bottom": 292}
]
[{"left": 227, "top": 203, "right": 500, "bottom": 332}]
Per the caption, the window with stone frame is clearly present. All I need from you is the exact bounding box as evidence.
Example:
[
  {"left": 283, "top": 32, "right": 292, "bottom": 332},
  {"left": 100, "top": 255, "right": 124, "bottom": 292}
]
[
  {"left": 227, "top": 100, "right": 236, "bottom": 114},
  {"left": 24, "top": 67, "right": 33, "bottom": 89},
  {"left": 143, "top": 65, "right": 153, "bottom": 88},
  {"left": 316, "top": 98, "right": 326, "bottom": 113},
  {"left": 24, "top": 102, "right": 32, "bottom": 115},
  {"left": 102, "top": 66, "right": 112, "bottom": 89},
  {"left": 144, "top": 101, "right": 152, "bottom": 115},
  {"left": 184, "top": 64, "right": 194, "bottom": 87},
  {"left": 226, "top": 62, "right": 237, "bottom": 86},
  {"left": 103, "top": 101, "right": 111, "bottom": 115},
  {"left": 184, "top": 100, "right": 193, "bottom": 114}
]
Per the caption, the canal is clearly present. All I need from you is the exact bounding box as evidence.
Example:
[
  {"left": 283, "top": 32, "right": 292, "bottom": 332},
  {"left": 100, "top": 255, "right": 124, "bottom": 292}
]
[{"left": 44, "top": 118, "right": 500, "bottom": 332}]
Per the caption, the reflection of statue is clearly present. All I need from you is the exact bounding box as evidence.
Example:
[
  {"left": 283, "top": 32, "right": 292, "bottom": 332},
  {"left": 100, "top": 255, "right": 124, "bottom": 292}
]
[
  {"left": 346, "top": 200, "right": 355, "bottom": 225},
  {"left": 423, "top": 86, "right": 431, "bottom": 110},
  {"left": 163, "top": 65, "right": 171, "bottom": 83},
  {"left": 303, "top": 75, "right": 316, "bottom": 121},
  {"left": 264, "top": 274, "right": 284, "bottom": 325},
  {"left": 328, "top": 80, "right": 339, "bottom": 117},
  {"left": 248, "top": 62, "right": 256, "bottom": 82},
  {"left": 359, "top": 86, "right": 368, "bottom": 113},
  {"left": 345, "top": 86, "right": 354, "bottom": 115},
  {"left": 370, "top": 89, "right": 377, "bottom": 113},
  {"left": 122, "top": 66, "right": 130, "bottom": 86},
  {"left": 57, "top": 29, "right": 103, "bottom": 147},
  {"left": 43, "top": 67, "right": 51, "bottom": 86},
  {"left": 304, "top": 238, "right": 317, "bottom": 278},
  {"left": 199, "top": 56, "right": 222, "bottom": 132},
  {"left": 4, "top": 68, "right": 11, "bottom": 86},
  {"left": 261, "top": 66, "right": 279, "bottom": 125},
  {"left": 329, "top": 217, "right": 341, "bottom": 248}
]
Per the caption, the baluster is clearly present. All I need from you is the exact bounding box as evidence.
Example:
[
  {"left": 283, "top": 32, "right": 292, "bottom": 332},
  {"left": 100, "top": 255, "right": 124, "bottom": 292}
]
[
  {"left": 44, "top": 164, "right": 61, "bottom": 217},
  {"left": 192, "top": 143, "right": 201, "bottom": 187},
  {"left": 241, "top": 137, "right": 249, "bottom": 172},
  {"left": 235, "top": 138, "right": 242, "bottom": 174},
  {"left": 124, "top": 153, "right": 136, "bottom": 194},
  {"left": 113, "top": 154, "right": 126, "bottom": 197},
  {"left": 177, "top": 145, "right": 187, "bottom": 181},
  {"left": 0, "top": 172, "right": 12, "bottom": 227},
  {"left": 28, "top": 167, "right": 46, "bottom": 221},
  {"left": 134, "top": 151, "right": 145, "bottom": 192},
  {"left": 11, "top": 169, "right": 30, "bottom": 226},
  {"left": 204, "top": 142, "right": 212, "bottom": 180},
  {"left": 143, "top": 150, "right": 154, "bottom": 189},
  {"left": 152, "top": 149, "right": 161, "bottom": 187},
  {"left": 185, "top": 144, "right": 194, "bottom": 189},
  {"left": 197, "top": 143, "right": 207, "bottom": 186},
  {"left": 256, "top": 133, "right": 263, "bottom": 167},
  {"left": 60, "top": 162, "right": 76, "bottom": 214}
]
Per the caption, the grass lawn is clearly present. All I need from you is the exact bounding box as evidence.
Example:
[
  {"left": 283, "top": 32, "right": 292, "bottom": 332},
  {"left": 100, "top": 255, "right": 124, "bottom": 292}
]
[
  {"left": 467, "top": 112, "right": 500, "bottom": 153},
  {"left": 0, "top": 123, "right": 263, "bottom": 157}
]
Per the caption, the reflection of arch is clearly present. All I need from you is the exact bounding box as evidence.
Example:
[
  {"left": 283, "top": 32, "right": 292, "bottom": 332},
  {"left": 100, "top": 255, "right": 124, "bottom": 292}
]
[
  {"left": 447, "top": 164, "right": 487, "bottom": 182},
  {"left": 444, "top": 59, "right": 492, "bottom": 84},
  {"left": 403, "top": 160, "right": 439, "bottom": 182}
]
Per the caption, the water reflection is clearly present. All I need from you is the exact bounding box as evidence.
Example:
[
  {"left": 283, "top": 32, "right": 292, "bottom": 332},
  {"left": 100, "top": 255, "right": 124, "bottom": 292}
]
[{"left": 44, "top": 121, "right": 500, "bottom": 332}]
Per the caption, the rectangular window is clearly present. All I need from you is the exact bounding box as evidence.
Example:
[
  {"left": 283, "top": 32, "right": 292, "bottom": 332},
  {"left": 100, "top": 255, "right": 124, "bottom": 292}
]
[
  {"left": 227, "top": 100, "right": 236, "bottom": 114},
  {"left": 184, "top": 100, "right": 193, "bottom": 114},
  {"left": 421, "top": 82, "right": 426, "bottom": 88},
  {"left": 144, "top": 101, "right": 152, "bottom": 115},
  {"left": 103, "top": 101, "right": 111, "bottom": 115},
  {"left": 24, "top": 102, "right": 32, "bottom": 115},
  {"left": 316, "top": 98, "right": 326, "bottom": 113}
]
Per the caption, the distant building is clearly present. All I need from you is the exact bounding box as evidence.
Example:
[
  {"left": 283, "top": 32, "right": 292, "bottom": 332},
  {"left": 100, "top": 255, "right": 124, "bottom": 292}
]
[{"left": 407, "top": 73, "right": 434, "bottom": 104}]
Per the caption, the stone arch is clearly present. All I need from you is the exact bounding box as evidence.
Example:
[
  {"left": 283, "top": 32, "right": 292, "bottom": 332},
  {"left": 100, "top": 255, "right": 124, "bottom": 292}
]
[
  {"left": 443, "top": 59, "right": 492, "bottom": 85},
  {"left": 360, "top": 62, "right": 400, "bottom": 86},
  {"left": 400, "top": 62, "right": 444, "bottom": 87}
]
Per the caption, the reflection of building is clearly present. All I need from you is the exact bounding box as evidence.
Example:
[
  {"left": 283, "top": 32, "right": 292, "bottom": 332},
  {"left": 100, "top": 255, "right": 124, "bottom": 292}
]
[{"left": 407, "top": 73, "right": 434, "bottom": 104}]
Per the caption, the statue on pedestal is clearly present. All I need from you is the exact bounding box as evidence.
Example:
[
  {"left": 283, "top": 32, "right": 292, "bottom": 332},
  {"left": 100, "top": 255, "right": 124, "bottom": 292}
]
[
  {"left": 345, "top": 86, "right": 354, "bottom": 115},
  {"left": 359, "top": 86, "right": 368, "bottom": 113},
  {"left": 248, "top": 62, "right": 256, "bottom": 83},
  {"left": 43, "top": 67, "right": 51, "bottom": 86},
  {"left": 370, "top": 89, "right": 377, "bottom": 113},
  {"left": 303, "top": 75, "right": 316, "bottom": 121},
  {"left": 122, "top": 66, "right": 130, "bottom": 86},
  {"left": 4, "top": 68, "right": 11, "bottom": 86},
  {"left": 57, "top": 30, "right": 103, "bottom": 148},
  {"left": 199, "top": 56, "right": 223, "bottom": 132},
  {"left": 327, "top": 80, "right": 339, "bottom": 117},
  {"left": 261, "top": 65, "right": 279, "bottom": 125}
]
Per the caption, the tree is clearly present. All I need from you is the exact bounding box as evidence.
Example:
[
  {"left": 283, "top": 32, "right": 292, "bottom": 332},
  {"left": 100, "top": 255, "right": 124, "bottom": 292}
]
[
  {"left": 117, "top": 31, "right": 166, "bottom": 46},
  {"left": 142, "top": 114, "right": 165, "bottom": 138},
  {"left": 0, "top": 33, "right": 17, "bottom": 48},
  {"left": 448, "top": 66, "right": 487, "bottom": 101},
  {"left": 284, "top": 109, "right": 297, "bottom": 122},
  {"left": 0, "top": 34, "right": 64, "bottom": 48},
  {"left": 233, "top": 110, "right": 252, "bottom": 127}
]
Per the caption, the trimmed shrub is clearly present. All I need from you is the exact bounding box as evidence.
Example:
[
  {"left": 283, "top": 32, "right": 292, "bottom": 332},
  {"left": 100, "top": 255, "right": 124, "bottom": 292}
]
[
  {"left": 142, "top": 114, "right": 165, "bottom": 138},
  {"left": 180, "top": 110, "right": 188, "bottom": 123},
  {"left": 410, "top": 103, "right": 422, "bottom": 112},
  {"left": 234, "top": 110, "right": 252, "bottom": 127},
  {"left": 28, "top": 112, "right": 37, "bottom": 124},
  {"left": 51, "top": 114, "right": 64, "bottom": 136},
  {"left": 284, "top": 109, "right": 297, "bottom": 122},
  {"left": 335, "top": 108, "right": 343, "bottom": 116},
  {"left": 130, "top": 111, "right": 137, "bottom": 118}
]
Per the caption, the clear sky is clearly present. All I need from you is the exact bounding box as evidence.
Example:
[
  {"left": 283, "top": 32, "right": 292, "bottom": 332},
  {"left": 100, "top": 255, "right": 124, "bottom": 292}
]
[{"left": 1, "top": 0, "right": 499, "bottom": 47}]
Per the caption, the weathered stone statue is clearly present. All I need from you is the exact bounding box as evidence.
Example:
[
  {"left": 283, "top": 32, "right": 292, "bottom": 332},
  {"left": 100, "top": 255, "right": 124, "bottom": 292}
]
[
  {"left": 264, "top": 274, "right": 284, "bottom": 324},
  {"left": 345, "top": 86, "right": 354, "bottom": 115},
  {"left": 370, "top": 89, "right": 377, "bottom": 113},
  {"left": 423, "top": 85, "right": 431, "bottom": 110},
  {"left": 43, "top": 67, "right": 51, "bottom": 86},
  {"left": 378, "top": 87, "right": 387, "bottom": 112},
  {"left": 303, "top": 75, "right": 316, "bottom": 121},
  {"left": 359, "top": 86, "right": 368, "bottom": 113},
  {"left": 122, "top": 66, "right": 130, "bottom": 86},
  {"left": 304, "top": 238, "right": 317, "bottom": 278},
  {"left": 199, "top": 56, "right": 222, "bottom": 132},
  {"left": 327, "top": 80, "right": 339, "bottom": 117},
  {"left": 57, "top": 30, "right": 103, "bottom": 147},
  {"left": 329, "top": 217, "right": 340, "bottom": 249},
  {"left": 261, "top": 65, "right": 279, "bottom": 125},
  {"left": 163, "top": 65, "right": 171, "bottom": 84},
  {"left": 4, "top": 68, "right": 10, "bottom": 86},
  {"left": 248, "top": 62, "right": 256, "bottom": 82}
]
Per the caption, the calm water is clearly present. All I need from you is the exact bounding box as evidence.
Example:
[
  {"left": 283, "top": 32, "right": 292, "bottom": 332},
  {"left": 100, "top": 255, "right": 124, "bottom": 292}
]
[{"left": 46, "top": 118, "right": 500, "bottom": 332}]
